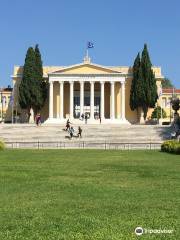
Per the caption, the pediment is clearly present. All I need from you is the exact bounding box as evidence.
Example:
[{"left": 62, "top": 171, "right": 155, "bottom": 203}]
[{"left": 49, "top": 63, "right": 121, "bottom": 75}]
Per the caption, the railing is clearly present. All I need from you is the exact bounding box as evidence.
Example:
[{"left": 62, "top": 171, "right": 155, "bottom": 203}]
[{"left": 5, "top": 141, "right": 162, "bottom": 150}]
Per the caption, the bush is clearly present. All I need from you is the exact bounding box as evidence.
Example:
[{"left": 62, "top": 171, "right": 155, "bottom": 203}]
[
  {"left": 151, "top": 106, "right": 166, "bottom": 119},
  {"left": 0, "top": 140, "right": 5, "bottom": 150},
  {"left": 161, "top": 140, "right": 180, "bottom": 154},
  {"left": 171, "top": 98, "right": 180, "bottom": 114}
]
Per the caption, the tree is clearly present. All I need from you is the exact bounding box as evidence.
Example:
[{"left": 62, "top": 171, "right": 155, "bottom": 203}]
[
  {"left": 19, "top": 47, "right": 36, "bottom": 111},
  {"left": 162, "top": 78, "right": 174, "bottom": 88},
  {"left": 151, "top": 106, "right": 167, "bottom": 119},
  {"left": 19, "top": 45, "right": 47, "bottom": 117},
  {"left": 130, "top": 53, "right": 141, "bottom": 110},
  {"left": 130, "top": 44, "right": 158, "bottom": 121},
  {"left": 34, "top": 44, "right": 47, "bottom": 113},
  {"left": 171, "top": 98, "right": 180, "bottom": 114},
  {"left": 171, "top": 98, "right": 180, "bottom": 131},
  {"left": 140, "top": 44, "right": 158, "bottom": 119}
]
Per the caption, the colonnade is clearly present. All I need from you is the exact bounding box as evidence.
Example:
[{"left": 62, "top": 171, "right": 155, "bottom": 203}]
[{"left": 49, "top": 80, "right": 126, "bottom": 121}]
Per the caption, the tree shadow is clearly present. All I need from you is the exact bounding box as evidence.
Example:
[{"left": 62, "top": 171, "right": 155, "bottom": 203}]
[{"left": 155, "top": 126, "right": 172, "bottom": 140}]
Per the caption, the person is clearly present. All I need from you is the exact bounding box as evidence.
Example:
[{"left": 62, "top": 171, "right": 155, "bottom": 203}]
[
  {"left": 77, "top": 126, "right": 82, "bottom": 138},
  {"left": 38, "top": 113, "right": 41, "bottom": 126},
  {"left": 99, "top": 116, "right": 101, "bottom": 124},
  {"left": 85, "top": 114, "right": 88, "bottom": 124},
  {"left": 35, "top": 113, "right": 41, "bottom": 126},
  {"left": 69, "top": 126, "right": 74, "bottom": 139},
  {"left": 66, "top": 119, "right": 70, "bottom": 131},
  {"left": 35, "top": 114, "right": 38, "bottom": 126},
  {"left": 80, "top": 113, "right": 84, "bottom": 121}
]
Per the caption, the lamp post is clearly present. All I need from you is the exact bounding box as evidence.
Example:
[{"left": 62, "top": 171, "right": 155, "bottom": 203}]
[
  {"left": 170, "top": 100, "right": 172, "bottom": 123},
  {"left": 10, "top": 93, "right": 14, "bottom": 124},
  {"left": 170, "top": 88, "right": 175, "bottom": 123},
  {"left": 158, "top": 87, "right": 163, "bottom": 125},
  {"left": 0, "top": 92, "right": 2, "bottom": 122},
  {"left": 1, "top": 94, "right": 6, "bottom": 122}
]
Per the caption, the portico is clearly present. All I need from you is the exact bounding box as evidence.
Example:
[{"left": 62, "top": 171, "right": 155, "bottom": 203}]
[{"left": 46, "top": 70, "right": 129, "bottom": 124}]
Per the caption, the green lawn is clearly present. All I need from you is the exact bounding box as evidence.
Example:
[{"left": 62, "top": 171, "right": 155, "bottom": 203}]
[{"left": 0, "top": 150, "right": 179, "bottom": 240}]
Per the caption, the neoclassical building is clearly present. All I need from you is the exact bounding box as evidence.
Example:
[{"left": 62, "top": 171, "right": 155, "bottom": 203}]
[
  {"left": 12, "top": 57, "right": 163, "bottom": 124},
  {"left": 0, "top": 86, "right": 13, "bottom": 122}
]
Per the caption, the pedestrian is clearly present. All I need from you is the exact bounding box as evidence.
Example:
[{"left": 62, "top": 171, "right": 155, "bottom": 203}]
[
  {"left": 66, "top": 119, "right": 70, "bottom": 131},
  {"left": 85, "top": 114, "right": 88, "bottom": 124},
  {"left": 69, "top": 126, "right": 74, "bottom": 139},
  {"left": 80, "top": 113, "right": 84, "bottom": 121},
  {"left": 77, "top": 126, "right": 82, "bottom": 138},
  {"left": 99, "top": 116, "right": 101, "bottom": 124},
  {"left": 38, "top": 113, "right": 41, "bottom": 126},
  {"left": 35, "top": 113, "right": 41, "bottom": 126}
]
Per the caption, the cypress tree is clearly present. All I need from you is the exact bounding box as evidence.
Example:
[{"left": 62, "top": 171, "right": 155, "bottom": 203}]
[
  {"left": 19, "top": 47, "right": 36, "bottom": 112},
  {"left": 19, "top": 45, "right": 47, "bottom": 117},
  {"left": 130, "top": 44, "right": 158, "bottom": 121},
  {"left": 130, "top": 53, "right": 141, "bottom": 110},
  {"left": 140, "top": 44, "right": 158, "bottom": 119},
  {"left": 33, "top": 44, "right": 47, "bottom": 113}
]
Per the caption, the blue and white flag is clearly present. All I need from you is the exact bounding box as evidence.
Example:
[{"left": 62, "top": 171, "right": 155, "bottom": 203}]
[{"left": 87, "top": 41, "right": 94, "bottom": 49}]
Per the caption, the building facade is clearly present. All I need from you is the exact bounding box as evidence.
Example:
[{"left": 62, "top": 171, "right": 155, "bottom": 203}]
[
  {"left": 12, "top": 58, "right": 163, "bottom": 124},
  {"left": 0, "top": 86, "right": 13, "bottom": 122},
  {"left": 160, "top": 88, "right": 180, "bottom": 122}
]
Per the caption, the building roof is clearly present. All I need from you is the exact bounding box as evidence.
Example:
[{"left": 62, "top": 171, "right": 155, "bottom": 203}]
[
  {"left": 162, "top": 88, "right": 180, "bottom": 94},
  {"left": 0, "top": 87, "right": 13, "bottom": 92},
  {"left": 12, "top": 62, "right": 163, "bottom": 79}
]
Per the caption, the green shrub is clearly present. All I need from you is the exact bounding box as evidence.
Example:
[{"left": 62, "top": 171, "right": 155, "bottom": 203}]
[
  {"left": 161, "top": 140, "right": 180, "bottom": 154},
  {"left": 151, "top": 106, "right": 167, "bottom": 119},
  {"left": 0, "top": 140, "right": 5, "bottom": 151}
]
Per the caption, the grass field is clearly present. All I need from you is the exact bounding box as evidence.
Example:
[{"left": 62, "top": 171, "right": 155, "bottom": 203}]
[{"left": 0, "top": 150, "right": 179, "bottom": 240}]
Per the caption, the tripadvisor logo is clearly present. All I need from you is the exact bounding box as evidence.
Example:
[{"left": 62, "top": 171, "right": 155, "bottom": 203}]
[
  {"left": 135, "top": 227, "right": 143, "bottom": 236},
  {"left": 135, "top": 226, "right": 173, "bottom": 236}
]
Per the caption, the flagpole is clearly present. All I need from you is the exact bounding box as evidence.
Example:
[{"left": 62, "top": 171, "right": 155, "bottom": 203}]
[
  {"left": 11, "top": 102, "right": 13, "bottom": 124},
  {"left": 159, "top": 87, "right": 163, "bottom": 125},
  {"left": 86, "top": 47, "right": 88, "bottom": 59}
]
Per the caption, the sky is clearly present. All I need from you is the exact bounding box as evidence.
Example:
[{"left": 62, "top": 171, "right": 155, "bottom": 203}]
[{"left": 0, "top": 0, "right": 180, "bottom": 87}]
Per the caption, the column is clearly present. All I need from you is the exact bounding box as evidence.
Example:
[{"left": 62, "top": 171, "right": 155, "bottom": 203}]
[
  {"left": 117, "top": 83, "right": 121, "bottom": 119},
  {"left": 80, "top": 81, "right": 84, "bottom": 116},
  {"left": 121, "top": 81, "right": 125, "bottom": 120},
  {"left": 59, "top": 81, "right": 64, "bottom": 119},
  {"left": 110, "top": 81, "right": 115, "bottom": 120},
  {"left": 90, "top": 81, "right": 94, "bottom": 120},
  {"left": 49, "top": 81, "right": 54, "bottom": 118},
  {"left": 69, "top": 81, "right": 74, "bottom": 119},
  {"left": 100, "top": 81, "right": 105, "bottom": 120}
]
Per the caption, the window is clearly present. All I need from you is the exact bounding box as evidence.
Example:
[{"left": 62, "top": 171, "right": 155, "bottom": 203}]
[
  {"left": 162, "top": 98, "right": 166, "bottom": 108},
  {"left": 74, "top": 96, "right": 80, "bottom": 106},
  {"left": 166, "top": 97, "right": 171, "bottom": 108},
  {"left": 84, "top": 97, "right": 90, "bottom": 106},
  {"left": 94, "top": 97, "right": 100, "bottom": 106}
]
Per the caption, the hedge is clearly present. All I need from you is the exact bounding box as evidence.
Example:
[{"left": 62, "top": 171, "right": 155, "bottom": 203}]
[
  {"left": 161, "top": 140, "right": 180, "bottom": 154},
  {"left": 0, "top": 140, "right": 5, "bottom": 151}
]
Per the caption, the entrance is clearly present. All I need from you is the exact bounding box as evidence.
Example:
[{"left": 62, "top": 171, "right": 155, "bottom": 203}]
[{"left": 74, "top": 91, "right": 100, "bottom": 118}]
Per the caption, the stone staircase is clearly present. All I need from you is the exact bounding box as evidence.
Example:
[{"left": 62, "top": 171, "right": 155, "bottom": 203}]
[{"left": 0, "top": 124, "right": 171, "bottom": 145}]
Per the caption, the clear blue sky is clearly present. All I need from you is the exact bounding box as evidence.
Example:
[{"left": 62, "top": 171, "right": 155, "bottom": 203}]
[{"left": 0, "top": 0, "right": 180, "bottom": 87}]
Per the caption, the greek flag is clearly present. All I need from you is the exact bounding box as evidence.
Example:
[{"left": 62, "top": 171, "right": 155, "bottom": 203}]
[{"left": 87, "top": 41, "right": 94, "bottom": 48}]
